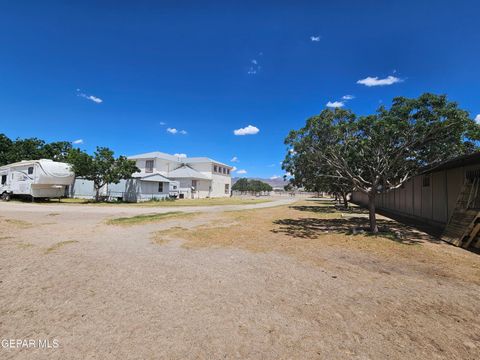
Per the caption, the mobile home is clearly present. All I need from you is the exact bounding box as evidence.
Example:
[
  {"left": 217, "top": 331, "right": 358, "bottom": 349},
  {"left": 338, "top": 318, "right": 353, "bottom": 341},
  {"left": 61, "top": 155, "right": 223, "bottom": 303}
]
[{"left": 0, "top": 159, "right": 74, "bottom": 200}]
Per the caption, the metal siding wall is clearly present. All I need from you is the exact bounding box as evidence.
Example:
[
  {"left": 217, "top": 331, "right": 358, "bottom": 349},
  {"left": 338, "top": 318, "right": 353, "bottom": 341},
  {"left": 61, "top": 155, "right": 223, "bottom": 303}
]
[
  {"left": 432, "top": 171, "right": 447, "bottom": 223},
  {"left": 421, "top": 176, "right": 432, "bottom": 220},
  {"left": 446, "top": 167, "right": 464, "bottom": 220},
  {"left": 413, "top": 176, "right": 422, "bottom": 217},
  {"left": 405, "top": 179, "right": 414, "bottom": 215}
]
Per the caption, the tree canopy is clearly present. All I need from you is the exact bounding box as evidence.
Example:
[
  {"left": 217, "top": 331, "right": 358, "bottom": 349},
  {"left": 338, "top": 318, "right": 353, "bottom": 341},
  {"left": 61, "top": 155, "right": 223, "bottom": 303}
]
[
  {"left": 67, "top": 147, "right": 140, "bottom": 201},
  {"left": 284, "top": 93, "right": 480, "bottom": 232},
  {"left": 0, "top": 134, "right": 73, "bottom": 166},
  {"left": 232, "top": 178, "right": 273, "bottom": 193}
]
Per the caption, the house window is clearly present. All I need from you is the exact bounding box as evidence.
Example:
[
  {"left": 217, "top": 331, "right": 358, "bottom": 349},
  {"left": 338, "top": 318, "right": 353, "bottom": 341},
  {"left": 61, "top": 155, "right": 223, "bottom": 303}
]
[
  {"left": 1, "top": 175, "right": 6, "bottom": 185},
  {"left": 422, "top": 175, "right": 430, "bottom": 187},
  {"left": 223, "top": 168, "right": 226, "bottom": 174},
  {"left": 158, "top": 182, "right": 163, "bottom": 192},
  {"left": 28, "top": 167, "right": 33, "bottom": 175},
  {"left": 192, "top": 180, "right": 197, "bottom": 190},
  {"left": 145, "top": 160, "right": 154, "bottom": 173},
  {"left": 227, "top": 169, "right": 230, "bottom": 175},
  {"left": 225, "top": 184, "right": 230, "bottom": 194},
  {"left": 214, "top": 165, "right": 217, "bottom": 172}
]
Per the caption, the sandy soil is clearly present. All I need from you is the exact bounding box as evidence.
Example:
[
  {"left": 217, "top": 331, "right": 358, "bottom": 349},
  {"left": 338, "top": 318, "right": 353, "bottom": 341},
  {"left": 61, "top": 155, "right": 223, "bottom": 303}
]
[{"left": 0, "top": 199, "right": 479, "bottom": 359}]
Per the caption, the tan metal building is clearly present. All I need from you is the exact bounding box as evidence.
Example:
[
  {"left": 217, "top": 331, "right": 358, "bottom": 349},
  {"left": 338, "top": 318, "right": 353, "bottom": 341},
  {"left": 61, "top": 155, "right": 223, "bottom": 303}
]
[{"left": 351, "top": 152, "right": 480, "bottom": 249}]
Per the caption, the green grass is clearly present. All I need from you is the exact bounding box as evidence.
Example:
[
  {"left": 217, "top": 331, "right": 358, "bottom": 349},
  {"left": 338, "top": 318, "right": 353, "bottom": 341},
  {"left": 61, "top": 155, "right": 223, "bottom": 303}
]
[{"left": 107, "top": 211, "right": 193, "bottom": 225}]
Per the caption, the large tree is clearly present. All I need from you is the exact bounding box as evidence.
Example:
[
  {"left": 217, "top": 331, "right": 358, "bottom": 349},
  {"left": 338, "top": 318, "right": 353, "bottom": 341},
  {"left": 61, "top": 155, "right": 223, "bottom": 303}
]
[
  {"left": 67, "top": 147, "right": 139, "bottom": 201},
  {"left": 285, "top": 94, "right": 479, "bottom": 232}
]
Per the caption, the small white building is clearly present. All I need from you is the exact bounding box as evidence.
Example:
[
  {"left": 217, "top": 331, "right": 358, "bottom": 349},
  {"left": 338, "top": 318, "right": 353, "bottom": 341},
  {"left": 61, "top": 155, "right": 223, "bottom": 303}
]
[{"left": 128, "top": 152, "right": 233, "bottom": 199}]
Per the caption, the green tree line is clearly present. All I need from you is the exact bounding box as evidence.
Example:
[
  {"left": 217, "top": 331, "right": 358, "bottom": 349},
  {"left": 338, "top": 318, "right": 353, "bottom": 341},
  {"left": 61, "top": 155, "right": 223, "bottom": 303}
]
[{"left": 232, "top": 178, "right": 273, "bottom": 193}]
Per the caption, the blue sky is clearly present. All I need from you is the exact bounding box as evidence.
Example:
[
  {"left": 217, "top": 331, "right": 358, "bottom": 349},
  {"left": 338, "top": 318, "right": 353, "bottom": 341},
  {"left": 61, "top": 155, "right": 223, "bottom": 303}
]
[{"left": 1, "top": 1, "right": 479, "bottom": 178}]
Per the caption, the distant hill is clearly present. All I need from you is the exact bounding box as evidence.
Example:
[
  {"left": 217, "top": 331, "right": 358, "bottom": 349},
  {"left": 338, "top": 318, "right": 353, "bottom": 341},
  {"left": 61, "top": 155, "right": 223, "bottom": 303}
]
[{"left": 232, "top": 177, "right": 289, "bottom": 189}]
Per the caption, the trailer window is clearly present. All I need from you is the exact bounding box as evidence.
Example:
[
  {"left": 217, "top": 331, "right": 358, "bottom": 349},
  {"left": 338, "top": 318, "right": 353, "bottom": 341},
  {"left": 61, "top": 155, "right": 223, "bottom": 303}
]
[
  {"left": 1, "top": 175, "right": 6, "bottom": 185},
  {"left": 158, "top": 182, "right": 163, "bottom": 192},
  {"left": 28, "top": 167, "right": 33, "bottom": 175}
]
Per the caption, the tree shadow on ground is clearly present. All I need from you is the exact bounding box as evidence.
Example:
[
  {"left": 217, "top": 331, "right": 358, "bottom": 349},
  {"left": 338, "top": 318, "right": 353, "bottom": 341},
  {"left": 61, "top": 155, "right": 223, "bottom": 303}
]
[
  {"left": 290, "top": 205, "right": 367, "bottom": 215},
  {"left": 272, "top": 217, "right": 439, "bottom": 245}
]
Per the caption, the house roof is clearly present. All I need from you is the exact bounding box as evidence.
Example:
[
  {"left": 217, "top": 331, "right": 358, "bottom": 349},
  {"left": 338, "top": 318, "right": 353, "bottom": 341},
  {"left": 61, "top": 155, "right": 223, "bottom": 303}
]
[
  {"left": 127, "top": 152, "right": 233, "bottom": 169},
  {"left": 128, "top": 151, "right": 182, "bottom": 162},
  {"left": 167, "top": 165, "right": 211, "bottom": 180},
  {"left": 132, "top": 172, "right": 171, "bottom": 182}
]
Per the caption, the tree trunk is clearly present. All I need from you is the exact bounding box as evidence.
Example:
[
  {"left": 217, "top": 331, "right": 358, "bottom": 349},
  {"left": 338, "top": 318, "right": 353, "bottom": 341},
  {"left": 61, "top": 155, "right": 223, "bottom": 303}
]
[
  {"left": 95, "top": 186, "right": 100, "bottom": 202},
  {"left": 367, "top": 193, "right": 378, "bottom": 233},
  {"left": 342, "top": 193, "right": 348, "bottom": 208}
]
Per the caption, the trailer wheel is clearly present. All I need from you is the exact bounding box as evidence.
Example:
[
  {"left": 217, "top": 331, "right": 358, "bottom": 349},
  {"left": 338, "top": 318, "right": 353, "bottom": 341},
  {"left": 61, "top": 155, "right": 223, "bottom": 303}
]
[{"left": 1, "top": 192, "right": 11, "bottom": 201}]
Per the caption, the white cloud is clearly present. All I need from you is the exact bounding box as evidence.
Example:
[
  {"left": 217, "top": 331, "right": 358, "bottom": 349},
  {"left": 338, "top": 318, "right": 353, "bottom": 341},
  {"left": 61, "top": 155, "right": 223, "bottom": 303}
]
[
  {"left": 268, "top": 164, "right": 275, "bottom": 167},
  {"left": 251, "top": 59, "right": 258, "bottom": 65},
  {"left": 159, "top": 121, "right": 166, "bottom": 126},
  {"left": 72, "top": 139, "right": 83, "bottom": 144},
  {"left": 174, "top": 153, "right": 187, "bottom": 158},
  {"left": 236, "top": 169, "right": 247, "bottom": 174},
  {"left": 475, "top": 114, "right": 480, "bottom": 123},
  {"left": 270, "top": 175, "right": 280, "bottom": 180},
  {"left": 310, "top": 35, "right": 321, "bottom": 42},
  {"left": 77, "top": 89, "right": 103, "bottom": 103},
  {"left": 326, "top": 101, "right": 344, "bottom": 108},
  {"left": 231, "top": 156, "right": 239, "bottom": 162},
  {"left": 234, "top": 125, "right": 260, "bottom": 136},
  {"left": 167, "top": 128, "right": 187, "bottom": 135},
  {"left": 231, "top": 166, "right": 237, "bottom": 172},
  {"left": 342, "top": 95, "right": 355, "bottom": 100},
  {"left": 357, "top": 75, "right": 402, "bottom": 87}
]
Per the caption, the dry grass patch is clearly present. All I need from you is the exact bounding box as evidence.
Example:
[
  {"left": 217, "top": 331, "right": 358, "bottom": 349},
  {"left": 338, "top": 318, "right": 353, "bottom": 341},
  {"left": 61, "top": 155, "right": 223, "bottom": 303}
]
[
  {"left": 154, "top": 200, "right": 480, "bottom": 284},
  {"left": 45, "top": 240, "right": 78, "bottom": 254},
  {"left": 0, "top": 218, "right": 33, "bottom": 229},
  {"left": 107, "top": 211, "right": 195, "bottom": 226}
]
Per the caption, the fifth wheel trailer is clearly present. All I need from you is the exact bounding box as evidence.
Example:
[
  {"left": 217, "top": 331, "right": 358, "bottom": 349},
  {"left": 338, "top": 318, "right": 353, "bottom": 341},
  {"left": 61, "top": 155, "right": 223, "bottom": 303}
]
[{"left": 0, "top": 159, "right": 74, "bottom": 200}]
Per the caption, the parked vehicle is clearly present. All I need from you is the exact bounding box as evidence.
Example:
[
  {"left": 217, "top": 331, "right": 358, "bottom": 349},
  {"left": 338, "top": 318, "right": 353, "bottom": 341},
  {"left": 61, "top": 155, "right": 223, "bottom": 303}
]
[{"left": 0, "top": 159, "right": 75, "bottom": 201}]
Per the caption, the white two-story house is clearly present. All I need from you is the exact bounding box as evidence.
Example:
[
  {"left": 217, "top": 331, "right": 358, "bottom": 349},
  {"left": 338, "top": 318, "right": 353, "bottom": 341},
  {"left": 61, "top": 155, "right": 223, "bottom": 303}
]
[{"left": 128, "top": 151, "right": 233, "bottom": 199}]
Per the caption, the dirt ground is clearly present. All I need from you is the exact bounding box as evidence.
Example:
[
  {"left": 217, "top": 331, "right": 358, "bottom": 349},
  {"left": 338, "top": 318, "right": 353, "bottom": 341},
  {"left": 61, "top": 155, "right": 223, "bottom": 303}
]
[{"left": 0, "top": 198, "right": 479, "bottom": 359}]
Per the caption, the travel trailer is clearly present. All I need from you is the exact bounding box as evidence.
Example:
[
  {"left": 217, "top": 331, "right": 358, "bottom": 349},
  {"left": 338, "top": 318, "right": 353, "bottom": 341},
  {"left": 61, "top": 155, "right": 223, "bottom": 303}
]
[{"left": 0, "top": 159, "right": 75, "bottom": 200}]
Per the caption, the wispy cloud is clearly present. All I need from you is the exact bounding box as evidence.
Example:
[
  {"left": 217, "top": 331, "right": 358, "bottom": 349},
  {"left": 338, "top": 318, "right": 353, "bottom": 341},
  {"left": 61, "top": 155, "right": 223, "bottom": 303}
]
[
  {"left": 167, "top": 128, "right": 187, "bottom": 135},
  {"left": 174, "top": 153, "right": 187, "bottom": 158},
  {"left": 231, "top": 166, "right": 237, "bottom": 172},
  {"left": 234, "top": 125, "right": 260, "bottom": 136},
  {"left": 268, "top": 164, "right": 275, "bottom": 167},
  {"left": 270, "top": 175, "right": 280, "bottom": 180},
  {"left": 159, "top": 121, "right": 166, "bottom": 126},
  {"left": 357, "top": 75, "right": 403, "bottom": 87},
  {"left": 342, "top": 94, "right": 355, "bottom": 100},
  {"left": 310, "top": 35, "right": 321, "bottom": 42},
  {"left": 236, "top": 169, "right": 247, "bottom": 174},
  {"left": 76, "top": 89, "right": 103, "bottom": 103},
  {"left": 247, "top": 54, "right": 262, "bottom": 75},
  {"left": 72, "top": 139, "right": 83, "bottom": 144},
  {"left": 231, "top": 156, "right": 239, "bottom": 162},
  {"left": 326, "top": 101, "right": 344, "bottom": 108},
  {"left": 475, "top": 114, "right": 480, "bottom": 123}
]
